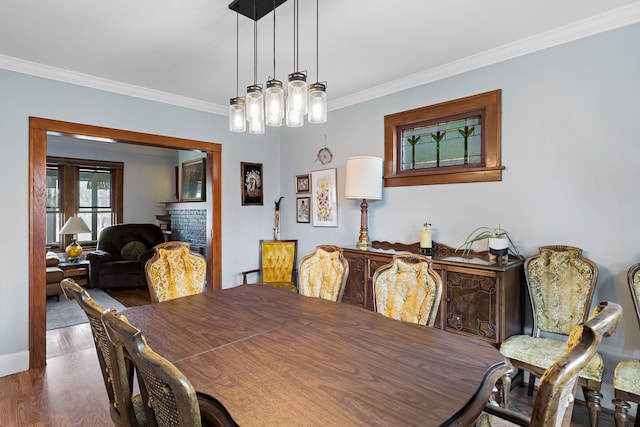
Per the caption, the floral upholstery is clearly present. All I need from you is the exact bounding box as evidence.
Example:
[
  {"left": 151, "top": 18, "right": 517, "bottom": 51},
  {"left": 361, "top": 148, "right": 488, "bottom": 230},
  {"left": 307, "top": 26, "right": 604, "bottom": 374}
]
[
  {"left": 372, "top": 254, "right": 443, "bottom": 326},
  {"left": 499, "top": 245, "right": 602, "bottom": 426},
  {"left": 298, "top": 245, "right": 349, "bottom": 302},
  {"left": 145, "top": 242, "right": 206, "bottom": 303},
  {"left": 614, "top": 360, "right": 640, "bottom": 395},
  {"left": 526, "top": 246, "right": 597, "bottom": 335},
  {"left": 500, "top": 335, "right": 603, "bottom": 382},
  {"left": 612, "top": 263, "right": 640, "bottom": 425}
]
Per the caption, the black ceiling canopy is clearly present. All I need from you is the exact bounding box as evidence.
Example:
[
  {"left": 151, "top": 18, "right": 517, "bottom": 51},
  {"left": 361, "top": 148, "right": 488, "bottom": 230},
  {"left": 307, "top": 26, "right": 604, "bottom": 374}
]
[{"left": 228, "top": 0, "right": 288, "bottom": 21}]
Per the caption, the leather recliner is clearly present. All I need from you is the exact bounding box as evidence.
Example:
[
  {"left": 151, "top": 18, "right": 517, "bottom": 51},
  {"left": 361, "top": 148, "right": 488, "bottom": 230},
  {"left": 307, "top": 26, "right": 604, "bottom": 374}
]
[
  {"left": 86, "top": 223, "right": 165, "bottom": 289},
  {"left": 46, "top": 251, "right": 64, "bottom": 301}
]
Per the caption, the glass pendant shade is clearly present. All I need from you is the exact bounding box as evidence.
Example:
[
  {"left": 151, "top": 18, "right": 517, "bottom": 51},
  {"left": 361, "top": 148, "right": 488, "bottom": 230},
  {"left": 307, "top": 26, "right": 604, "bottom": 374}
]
[
  {"left": 286, "top": 71, "right": 307, "bottom": 127},
  {"left": 246, "top": 85, "right": 265, "bottom": 134},
  {"left": 308, "top": 82, "right": 327, "bottom": 124},
  {"left": 229, "top": 97, "right": 246, "bottom": 132},
  {"left": 265, "top": 79, "right": 284, "bottom": 127}
]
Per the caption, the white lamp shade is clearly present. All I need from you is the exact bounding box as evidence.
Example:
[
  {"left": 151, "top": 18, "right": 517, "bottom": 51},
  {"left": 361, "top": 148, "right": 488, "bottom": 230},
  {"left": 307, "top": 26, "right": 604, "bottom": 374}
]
[
  {"left": 59, "top": 216, "right": 91, "bottom": 235},
  {"left": 345, "top": 156, "right": 383, "bottom": 200}
]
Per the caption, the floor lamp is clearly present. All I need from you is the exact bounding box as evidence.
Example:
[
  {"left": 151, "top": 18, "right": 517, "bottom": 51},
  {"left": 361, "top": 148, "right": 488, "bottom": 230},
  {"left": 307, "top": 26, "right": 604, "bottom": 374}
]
[{"left": 345, "top": 156, "right": 383, "bottom": 249}]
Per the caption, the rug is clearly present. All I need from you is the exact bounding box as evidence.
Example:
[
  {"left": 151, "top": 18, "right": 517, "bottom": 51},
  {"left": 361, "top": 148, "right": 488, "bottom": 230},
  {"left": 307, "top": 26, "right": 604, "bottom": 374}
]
[{"left": 46, "top": 288, "right": 126, "bottom": 330}]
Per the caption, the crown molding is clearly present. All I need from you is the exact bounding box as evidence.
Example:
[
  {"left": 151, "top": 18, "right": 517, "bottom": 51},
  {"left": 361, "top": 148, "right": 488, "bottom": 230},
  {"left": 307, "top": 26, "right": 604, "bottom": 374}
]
[
  {"left": 0, "top": 54, "right": 228, "bottom": 116},
  {"left": 329, "top": 3, "right": 640, "bottom": 111},
  {"left": 1, "top": 4, "right": 638, "bottom": 116}
]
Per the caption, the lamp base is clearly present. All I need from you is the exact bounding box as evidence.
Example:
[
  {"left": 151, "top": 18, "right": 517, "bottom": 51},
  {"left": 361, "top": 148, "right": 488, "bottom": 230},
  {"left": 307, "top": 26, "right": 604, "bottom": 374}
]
[{"left": 65, "top": 240, "right": 83, "bottom": 260}]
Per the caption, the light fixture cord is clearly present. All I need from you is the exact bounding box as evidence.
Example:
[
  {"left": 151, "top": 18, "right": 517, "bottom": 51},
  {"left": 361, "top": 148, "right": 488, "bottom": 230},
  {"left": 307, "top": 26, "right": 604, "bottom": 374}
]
[
  {"left": 253, "top": 0, "right": 258, "bottom": 85},
  {"left": 316, "top": 0, "right": 319, "bottom": 81},
  {"left": 236, "top": 11, "right": 240, "bottom": 97},
  {"left": 272, "top": 0, "right": 276, "bottom": 78},
  {"left": 294, "top": 0, "right": 299, "bottom": 72}
]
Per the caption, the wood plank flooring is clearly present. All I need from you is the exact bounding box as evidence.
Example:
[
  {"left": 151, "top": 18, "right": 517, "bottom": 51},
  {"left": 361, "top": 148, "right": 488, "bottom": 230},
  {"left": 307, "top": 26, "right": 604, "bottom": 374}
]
[{"left": 0, "top": 287, "right": 624, "bottom": 426}]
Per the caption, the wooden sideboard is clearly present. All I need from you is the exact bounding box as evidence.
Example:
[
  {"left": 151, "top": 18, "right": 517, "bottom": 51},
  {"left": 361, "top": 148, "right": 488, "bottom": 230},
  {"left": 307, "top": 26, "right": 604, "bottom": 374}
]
[{"left": 341, "top": 241, "right": 523, "bottom": 347}]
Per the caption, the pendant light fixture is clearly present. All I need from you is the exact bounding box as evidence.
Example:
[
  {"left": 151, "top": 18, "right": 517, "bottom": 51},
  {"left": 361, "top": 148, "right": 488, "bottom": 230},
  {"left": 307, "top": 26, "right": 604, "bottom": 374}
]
[
  {"left": 265, "top": 0, "right": 284, "bottom": 127},
  {"left": 246, "top": 0, "right": 265, "bottom": 134},
  {"left": 286, "top": 0, "right": 307, "bottom": 128},
  {"left": 229, "top": 11, "right": 246, "bottom": 132},
  {"left": 228, "top": 0, "right": 327, "bottom": 132},
  {"left": 308, "top": 0, "right": 327, "bottom": 124}
]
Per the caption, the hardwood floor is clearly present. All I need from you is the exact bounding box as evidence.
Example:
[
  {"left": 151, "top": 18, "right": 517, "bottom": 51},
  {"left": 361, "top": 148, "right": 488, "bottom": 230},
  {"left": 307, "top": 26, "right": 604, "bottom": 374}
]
[{"left": 0, "top": 287, "right": 626, "bottom": 426}]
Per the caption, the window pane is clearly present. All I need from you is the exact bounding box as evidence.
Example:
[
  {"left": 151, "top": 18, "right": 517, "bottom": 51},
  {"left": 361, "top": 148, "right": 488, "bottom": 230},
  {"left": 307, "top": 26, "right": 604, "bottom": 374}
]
[
  {"left": 46, "top": 167, "right": 59, "bottom": 209},
  {"left": 78, "top": 209, "right": 112, "bottom": 241},
  {"left": 46, "top": 212, "right": 63, "bottom": 247},
  {"left": 79, "top": 170, "right": 112, "bottom": 209}
]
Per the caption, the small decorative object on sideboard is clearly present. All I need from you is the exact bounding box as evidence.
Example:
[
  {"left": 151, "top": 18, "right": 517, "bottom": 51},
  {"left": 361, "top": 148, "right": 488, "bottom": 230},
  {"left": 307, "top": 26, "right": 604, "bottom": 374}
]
[
  {"left": 458, "top": 225, "right": 523, "bottom": 262},
  {"left": 419, "top": 221, "right": 433, "bottom": 257}
]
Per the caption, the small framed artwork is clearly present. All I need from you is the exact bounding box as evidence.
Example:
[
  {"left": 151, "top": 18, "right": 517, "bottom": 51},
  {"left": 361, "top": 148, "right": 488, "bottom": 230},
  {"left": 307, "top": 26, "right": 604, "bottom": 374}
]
[
  {"left": 296, "top": 197, "right": 311, "bottom": 223},
  {"left": 180, "top": 158, "right": 206, "bottom": 202},
  {"left": 311, "top": 168, "right": 338, "bottom": 227},
  {"left": 295, "top": 174, "right": 311, "bottom": 194},
  {"left": 241, "top": 162, "right": 264, "bottom": 206}
]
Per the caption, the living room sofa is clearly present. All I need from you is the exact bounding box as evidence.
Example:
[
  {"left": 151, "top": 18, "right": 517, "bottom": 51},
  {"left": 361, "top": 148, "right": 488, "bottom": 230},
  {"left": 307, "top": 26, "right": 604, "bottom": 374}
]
[
  {"left": 46, "top": 251, "right": 64, "bottom": 301},
  {"left": 86, "top": 223, "right": 165, "bottom": 289}
]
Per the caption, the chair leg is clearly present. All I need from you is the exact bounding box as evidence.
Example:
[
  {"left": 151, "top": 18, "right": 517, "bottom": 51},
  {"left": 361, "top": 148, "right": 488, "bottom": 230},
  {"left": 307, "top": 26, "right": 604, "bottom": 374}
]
[
  {"left": 613, "top": 398, "right": 630, "bottom": 427},
  {"left": 499, "top": 372, "right": 512, "bottom": 408},
  {"left": 583, "top": 386, "right": 602, "bottom": 427},
  {"left": 528, "top": 373, "right": 536, "bottom": 396}
]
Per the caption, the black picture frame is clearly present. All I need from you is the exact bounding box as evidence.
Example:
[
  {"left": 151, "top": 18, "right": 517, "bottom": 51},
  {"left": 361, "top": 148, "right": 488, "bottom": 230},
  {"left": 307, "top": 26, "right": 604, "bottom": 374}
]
[
  {"left": 241, "top": 162, "right": 264, "bottom": 206},
  {"left": 295, "top": 174, "right": 311, "bottom": 194},
  {"left": 296, "top": 197, "right": 310, "bottom": 223},
  {"left": 180, "top": 158, "right": 206, "bottom": 202}
]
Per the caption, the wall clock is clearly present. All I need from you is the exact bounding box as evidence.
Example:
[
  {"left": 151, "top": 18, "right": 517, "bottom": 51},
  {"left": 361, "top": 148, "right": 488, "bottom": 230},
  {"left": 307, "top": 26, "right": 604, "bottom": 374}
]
[{"left": 316, "top": 147, "right": 333, "bottom": 165}]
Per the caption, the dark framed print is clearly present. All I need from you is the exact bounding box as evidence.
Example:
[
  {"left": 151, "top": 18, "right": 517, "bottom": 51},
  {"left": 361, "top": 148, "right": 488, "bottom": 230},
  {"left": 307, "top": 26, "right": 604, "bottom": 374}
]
[
  {"left": 241, "top": 162, "right": 263, "bottom": 206},
  {"left": 295, "top": 174, "right": 311, "bottom": 194},
  {"left": 180, "top": 158, "right": 206, "bottom": 201},
  {"left": 296, "top": 197, "right": 311, "bottom": 223}
]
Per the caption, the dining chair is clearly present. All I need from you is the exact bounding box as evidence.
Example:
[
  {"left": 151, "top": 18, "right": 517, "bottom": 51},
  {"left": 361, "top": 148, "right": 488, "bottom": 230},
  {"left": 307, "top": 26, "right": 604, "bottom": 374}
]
[
  {"left": 479, "top": 301, "right": 622, "bottom": 427},
  {"left": 241, "top": 240, "right": 298, "bottom": 292},
  {"left": 60, "top": 278, "right": 146, "bottom": 427},
  {"left": 612, "top": 263, "right": 640, "bottom": 427},
  {"left": 145, "top": 241, "right": 207, "bottom": 303},
  {"left": 499, "top": 245, "right": 602, "bottom": 427},
  {"left": 371, "top": 254, "right": 443, "bottom": 326},
  {"left": 101, "top": 308, "right": 206, "bottom": 426},
  {"left": 298, "top": 245, "right": 349, "bottom": 302}
]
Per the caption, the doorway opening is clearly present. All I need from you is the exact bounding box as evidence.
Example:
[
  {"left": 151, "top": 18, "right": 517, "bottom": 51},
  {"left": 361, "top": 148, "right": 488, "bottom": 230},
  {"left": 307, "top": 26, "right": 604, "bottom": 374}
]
[{"left": 29, "top": 117, "right": 222, "bottom": 369}]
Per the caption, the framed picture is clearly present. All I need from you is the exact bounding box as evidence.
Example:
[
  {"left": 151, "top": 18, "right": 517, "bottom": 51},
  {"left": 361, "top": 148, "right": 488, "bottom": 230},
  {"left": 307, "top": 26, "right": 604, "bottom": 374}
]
[
  {"left": 241, "top": 162, "right": 263, "bottom": 206},
  {"left": 311, "top": 168, "right": 338, "bottom": 227},
  {"left": 180, "top": 158, "right": 206, "bottom": 202},
  {"left": 296, "top": 197, "right": 311, "bottom": 223},
  {"left": 295, "top": 174, "right": 311, "bottom": 194}
]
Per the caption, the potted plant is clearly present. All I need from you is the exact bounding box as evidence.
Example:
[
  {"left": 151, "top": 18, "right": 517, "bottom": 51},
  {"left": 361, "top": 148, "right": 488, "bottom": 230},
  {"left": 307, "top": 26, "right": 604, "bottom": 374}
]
[{"left": 458, "top": 226, "right": 523, "bottom": 259}]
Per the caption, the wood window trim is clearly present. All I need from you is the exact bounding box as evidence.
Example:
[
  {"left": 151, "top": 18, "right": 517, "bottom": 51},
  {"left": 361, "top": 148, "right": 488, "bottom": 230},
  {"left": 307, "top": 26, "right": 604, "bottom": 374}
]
[{"left": 383, "top": 89, "right": 503, "bottom": 187}]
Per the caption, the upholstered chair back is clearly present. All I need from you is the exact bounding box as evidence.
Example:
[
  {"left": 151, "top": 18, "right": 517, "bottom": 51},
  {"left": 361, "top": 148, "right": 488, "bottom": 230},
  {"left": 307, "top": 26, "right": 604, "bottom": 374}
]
[
  {"left": 60, "top": 279, "right": 145, "bottom": 427},
  {"left": 145, "top": 241, "right": 206, "bottom": 303},
  {"left": 525, "top": 245, "right": 598, "bottom": 336},
  {"left": 261, "top": 240, "right": 297, "bottom": 283},
  {"left": 611, "top": 263, "right": 640, "bottom": 424},
  {"left": 298, "top": 245, "right": 349, "bottom": 302},
  {"left": 372, "top": 254, "right": 443, "bottom": 326},
  {"left": 101, "top": 308, "right": 203, "bottom": 427}
]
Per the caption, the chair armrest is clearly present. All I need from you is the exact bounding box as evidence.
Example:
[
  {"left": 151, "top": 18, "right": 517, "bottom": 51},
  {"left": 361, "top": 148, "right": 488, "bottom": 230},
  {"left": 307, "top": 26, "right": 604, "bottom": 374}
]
[
  {"left": 241, "top": 269, "right": 260, "bottom": 285},
  {"left": 86, "top": 250, "right": 112, "bottom": 264}
]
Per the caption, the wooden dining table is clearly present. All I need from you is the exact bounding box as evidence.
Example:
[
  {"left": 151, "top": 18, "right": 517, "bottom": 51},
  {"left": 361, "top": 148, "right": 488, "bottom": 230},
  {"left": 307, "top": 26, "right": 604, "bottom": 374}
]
[{"left": 122, "top": 284, "right": 510, "bottom": 426}]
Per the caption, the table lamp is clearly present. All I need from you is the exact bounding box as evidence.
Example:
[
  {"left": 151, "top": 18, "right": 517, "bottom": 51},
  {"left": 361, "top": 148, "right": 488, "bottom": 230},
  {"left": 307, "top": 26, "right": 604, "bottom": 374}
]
[
  {"left": 59, "top": 216, "right": 91, "bottom": 261},
  {"left": 345, "top": 156, "right": 383, "bottom": 249}
]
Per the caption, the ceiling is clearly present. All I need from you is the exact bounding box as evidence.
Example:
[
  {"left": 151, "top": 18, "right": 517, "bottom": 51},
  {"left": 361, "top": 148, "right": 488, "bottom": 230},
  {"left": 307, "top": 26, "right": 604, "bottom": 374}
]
[{"left": 1, "top": 0, "right": 639, "bottom": 115}]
